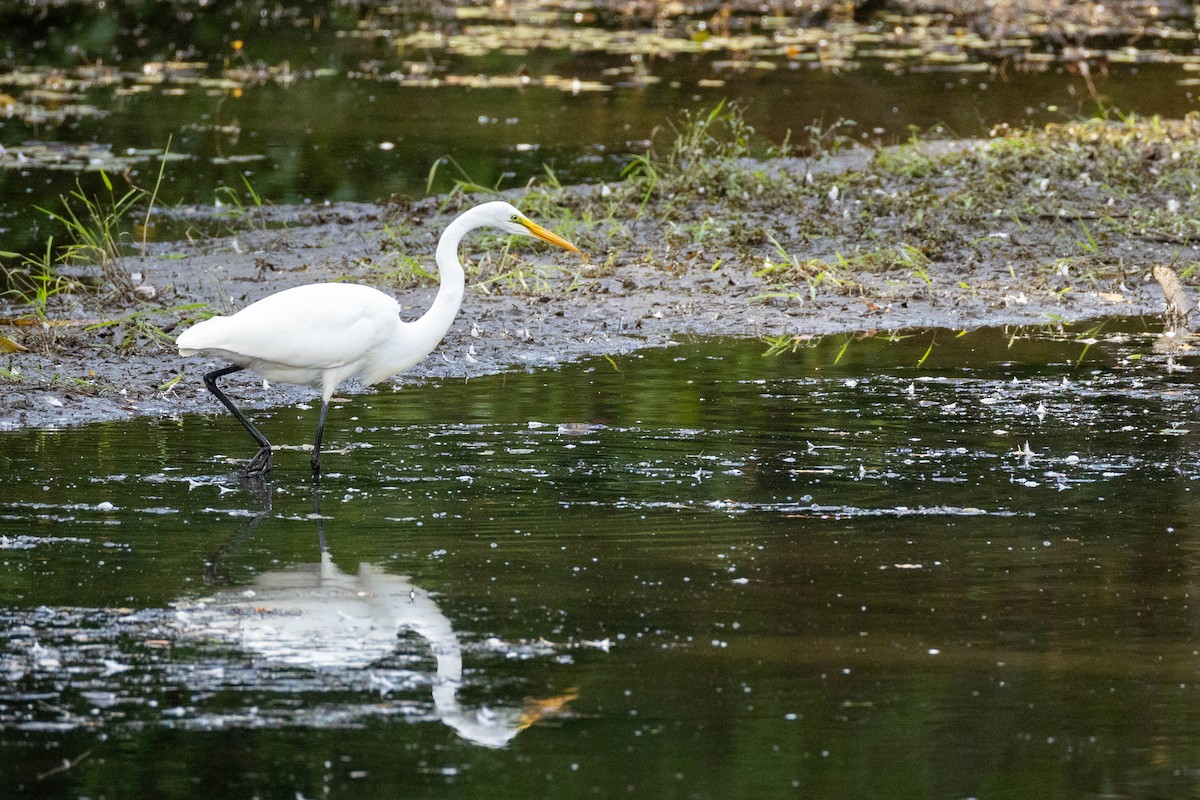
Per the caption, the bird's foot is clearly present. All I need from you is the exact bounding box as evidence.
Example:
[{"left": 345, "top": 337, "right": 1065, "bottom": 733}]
[
  {"left": 243, "top": 446, "right": 273, "bottom": 477},
  {"left": 237, "top": 470, "right": 274, "bottom": 503}
]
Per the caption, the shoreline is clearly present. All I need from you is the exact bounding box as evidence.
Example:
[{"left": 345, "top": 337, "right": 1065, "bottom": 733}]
[{"left": 1, "top": 126, "right": 1184, "bottom": 432}]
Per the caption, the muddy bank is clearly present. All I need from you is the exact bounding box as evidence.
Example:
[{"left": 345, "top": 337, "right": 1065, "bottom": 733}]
[{"left": 1, "top": 119, "right": 1188, "bottom": 432}]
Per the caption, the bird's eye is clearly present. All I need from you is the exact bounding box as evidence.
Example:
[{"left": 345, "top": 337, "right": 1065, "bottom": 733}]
[{"left": 510, "top": 214, "right": 520, "bottom": 222}]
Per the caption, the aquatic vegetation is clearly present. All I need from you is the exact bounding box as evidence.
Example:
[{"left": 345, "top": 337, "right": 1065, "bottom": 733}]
[
  {"left": 1, "top": 0, "right": 1198, "bottom": 424},
  {"left": 354, "top": 252, "right": 437, "bottom": 290},
  {"left": 377, "top": 0, "right": 1199, "bottom": 87},
  {"left": 1, "top": 239, "right": 80, "bottom": 321},
  {"left": 0, "top": 143, "right": 178, "bottom": 330},
  {"left": 209, "top": 173, "right": 277, "bottom": 241},
  {"left": 874, "top": 139, "right": 938, "bottom": 178},
  {"left": 617, "top": 100, "right": 801, "bottom": 222},
  {"left": 752, "top": 235, "right": 862, "bottom": 303},
  {"left": 0, "top": 142, "right": 167, "bottom": 172},
  {"left": 41, "top": 173, "right": 144, "bottom": 297},
  {"left": 471, "top": 250, "right": 586, "bottom": 297},
  {"left": 86, "top": 302, "right": 210, "bottom": 354},
  {"left": 0, "top": 0, "right": 1198, "bottom": 271},
  {"left": 395, "top": 104, "right": 1200, "bottom": 322}
]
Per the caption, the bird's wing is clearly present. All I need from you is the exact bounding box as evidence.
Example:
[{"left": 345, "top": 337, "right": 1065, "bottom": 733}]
[{"left": 178, "top": 284, "right": 400, "bottom": 370}]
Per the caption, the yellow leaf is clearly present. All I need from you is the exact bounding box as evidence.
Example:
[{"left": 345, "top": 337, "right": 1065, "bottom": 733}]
[{"left": 0, "top": 334, "right": 26, "bottom": 353}]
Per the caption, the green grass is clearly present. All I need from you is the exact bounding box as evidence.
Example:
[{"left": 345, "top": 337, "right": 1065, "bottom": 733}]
[
  {"left": 350, "top": 252, "right": 438, "bottom": 289},
  {"left": 874, "top": 135, "right": 937, "bottom": 179},
  {"left": 214, "top": 174, "right": 268, "bottom": 220},
  {"left": 617, "top": 100, "right": 799, "bottom": 219},
  {"left": 37, "top": 146, "right": 170, "bottom": 298},
  {"left": 86, "top": 302, "right": 210, "bottom": 352},
  {"left": 1, "top": 238, "right": 82, "bottom": 320},
  {"left": 469, "top": 247, "right": 585, "bottom": 296},
  {"left": 3, "top": 145, "right": 171, "bottom": 324}
]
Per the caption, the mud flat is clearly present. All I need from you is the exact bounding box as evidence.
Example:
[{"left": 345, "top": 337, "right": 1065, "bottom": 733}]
[{"left": 2, "top": 115, "right": 1192, "bottom": 430}]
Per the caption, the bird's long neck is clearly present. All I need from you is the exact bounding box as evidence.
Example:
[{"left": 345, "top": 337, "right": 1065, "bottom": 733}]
[{"left": 407, "top": 213, "right": 470, "bottom": 348}]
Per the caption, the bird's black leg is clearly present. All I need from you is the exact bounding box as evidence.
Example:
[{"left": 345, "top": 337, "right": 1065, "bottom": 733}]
[
  {"left": 310, "top": 399, "right": 330, "bottom": 480},
  {"left": 203, "top": 365, "right": 273, "bottom": 475}
]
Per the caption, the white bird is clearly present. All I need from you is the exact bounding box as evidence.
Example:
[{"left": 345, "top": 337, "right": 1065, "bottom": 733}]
[{"left": 176, "top": 200, "right": 581, "bottom": 478}]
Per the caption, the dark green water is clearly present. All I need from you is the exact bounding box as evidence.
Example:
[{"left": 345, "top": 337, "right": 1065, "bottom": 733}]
[
  {"left": 4, "top": 0, "right": 1200, "bottom": 258},
  {"left": 4, "top": 324, "right": 1200, "bottom": 798}
]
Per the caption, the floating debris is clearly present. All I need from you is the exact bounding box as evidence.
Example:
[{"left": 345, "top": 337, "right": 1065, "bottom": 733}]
[{"left": 0, "top": 142, "right": 187, "bottom": 172}]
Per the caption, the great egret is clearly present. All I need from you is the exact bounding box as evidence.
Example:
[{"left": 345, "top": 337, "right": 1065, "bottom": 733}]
[{"left": 176, "top": 200, "right": 581, "bottom": 477}]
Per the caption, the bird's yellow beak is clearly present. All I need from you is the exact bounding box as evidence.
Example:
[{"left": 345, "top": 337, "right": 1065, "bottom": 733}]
[{"left": 520, "top": 217, "right": 582, "bottom": 254}]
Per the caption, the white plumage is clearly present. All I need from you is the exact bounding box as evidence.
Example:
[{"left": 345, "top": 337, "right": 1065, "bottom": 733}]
[
  {"left": 177, "top": 200, "right": 581, "bottom": 478},
  {"left": 178, "top": 283, "right": 420, "bottom": 398}
]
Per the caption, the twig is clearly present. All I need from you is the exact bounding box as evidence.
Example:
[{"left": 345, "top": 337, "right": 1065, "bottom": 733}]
[
  {"left": 1152, "top": 264, "right": 1195, "bottom": 335},
  {"left": 37, "top": 749, "right": 92, "bottom": 781}
]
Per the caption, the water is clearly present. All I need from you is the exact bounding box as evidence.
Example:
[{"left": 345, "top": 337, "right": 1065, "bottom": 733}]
[
  {"left": 3, "top": 323, "right": 1200, "bottom": 798},
  {"left": 4, "top": 1, "right": 1200, "bottom": 257}
]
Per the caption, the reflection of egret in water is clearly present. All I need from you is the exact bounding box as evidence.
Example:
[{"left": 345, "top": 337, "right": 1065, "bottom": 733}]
[{"left": 196, "top": 490, "right": 575, "bottom": 747}]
